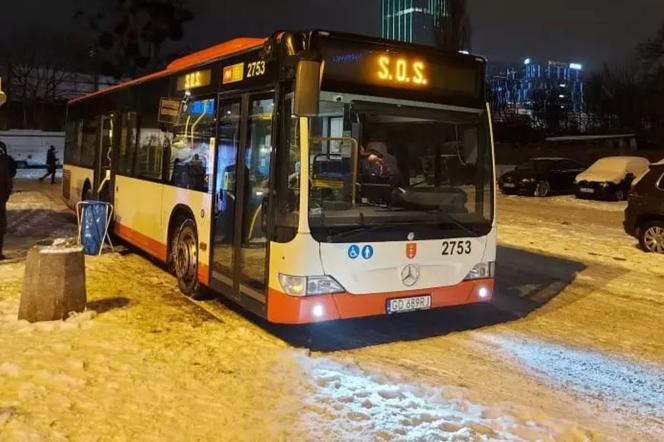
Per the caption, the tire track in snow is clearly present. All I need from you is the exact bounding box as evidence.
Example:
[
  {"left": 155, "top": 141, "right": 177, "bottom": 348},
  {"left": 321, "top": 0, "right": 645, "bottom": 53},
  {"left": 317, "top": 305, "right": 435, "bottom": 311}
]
[{"left": 482, "top": 334, "right": 664, "bottom": 437}]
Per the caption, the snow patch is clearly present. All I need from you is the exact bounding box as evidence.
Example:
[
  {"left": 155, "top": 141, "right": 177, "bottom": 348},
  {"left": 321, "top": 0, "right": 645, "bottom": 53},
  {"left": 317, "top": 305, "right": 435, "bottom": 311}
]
[{"left": 299, "top": 356, "right": 592, "bottom": 441}]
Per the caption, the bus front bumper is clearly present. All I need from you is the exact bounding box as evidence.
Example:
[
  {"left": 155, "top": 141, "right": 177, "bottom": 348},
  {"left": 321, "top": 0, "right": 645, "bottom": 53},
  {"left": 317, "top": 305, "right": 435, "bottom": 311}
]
[{"left": 267, "top": 279, "right": 495, "bottom": 324}]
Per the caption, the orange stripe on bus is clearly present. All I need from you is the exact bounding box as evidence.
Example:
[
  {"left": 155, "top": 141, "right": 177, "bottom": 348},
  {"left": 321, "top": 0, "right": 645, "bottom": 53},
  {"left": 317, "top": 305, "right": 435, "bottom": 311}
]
[
  {"left": 113, "top": 223, "right": 168, "bottom": 262},
  {"left": 69, "top": 38, "right": 266, "bottom": 105},
  {"left": 197, "top": 263, "right": 210, "bottom": 286},
  {"left": 267, "top": 279, "right": 495, "bottom": 324}
]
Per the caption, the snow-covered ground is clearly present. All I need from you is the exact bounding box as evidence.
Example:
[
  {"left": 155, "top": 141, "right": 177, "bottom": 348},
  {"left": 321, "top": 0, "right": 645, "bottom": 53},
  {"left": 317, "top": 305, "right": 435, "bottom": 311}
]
[
  {"left": 15, "top": 168, "right": 63, "bottom": 181},
  {"left": 1, "top": 183, "right": 663, "bottom": 441}
]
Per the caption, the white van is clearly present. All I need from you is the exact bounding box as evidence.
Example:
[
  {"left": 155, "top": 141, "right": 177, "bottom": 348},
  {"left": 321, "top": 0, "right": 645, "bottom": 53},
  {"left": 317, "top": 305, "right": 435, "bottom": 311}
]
[{"left": 0, "top": 130, "right": 65, "bottom": 168}]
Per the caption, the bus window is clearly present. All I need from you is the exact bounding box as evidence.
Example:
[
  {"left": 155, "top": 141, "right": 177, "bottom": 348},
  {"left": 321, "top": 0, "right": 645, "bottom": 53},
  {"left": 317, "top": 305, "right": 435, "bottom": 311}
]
[
  {"left": 304, "top": 94, "right": 493, "bottom": 242},
  {"left": 80, "top": 118, "right": 98, "bottom": 168},
  {"left": 136, "top": 129, "right": 165, "bottom": 180},
  {"left": 118, "top": 112, "right": 138, "bottom": 176},
  {"left": 168, "top": 98, "right": 215, "bottom": 192},
  {"left": 64, "top": 120, "right": 81, "bottom": 165}
]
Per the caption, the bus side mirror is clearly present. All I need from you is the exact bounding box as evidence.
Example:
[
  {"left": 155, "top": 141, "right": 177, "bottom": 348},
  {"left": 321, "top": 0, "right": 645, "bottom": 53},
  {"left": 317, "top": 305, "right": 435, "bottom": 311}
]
[{"left": 294, "top": 59, "right": 322, "bottom": 117}]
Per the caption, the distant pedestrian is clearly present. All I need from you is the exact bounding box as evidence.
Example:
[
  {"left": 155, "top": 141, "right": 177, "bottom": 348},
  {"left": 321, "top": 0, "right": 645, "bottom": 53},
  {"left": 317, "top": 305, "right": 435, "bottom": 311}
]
[
  {"left": 0, "top": 141, "right": 17, "bottom": 260},
  {"left": 39, "top": 145, "right": 58, "bottom": 184}
]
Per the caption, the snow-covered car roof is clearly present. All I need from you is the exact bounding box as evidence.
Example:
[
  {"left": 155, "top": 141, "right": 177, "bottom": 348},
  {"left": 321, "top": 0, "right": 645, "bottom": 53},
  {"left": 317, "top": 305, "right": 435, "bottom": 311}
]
[
  {"left": 588, "top": 156, "right": 649, "bottom": 170},
  {"left": 576, "top": 156, "right": 650, "bottom": 183}
]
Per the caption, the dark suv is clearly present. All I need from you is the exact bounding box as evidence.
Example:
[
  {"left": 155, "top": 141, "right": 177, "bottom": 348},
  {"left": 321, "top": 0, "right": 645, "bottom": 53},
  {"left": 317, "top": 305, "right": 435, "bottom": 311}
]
[{"left": 624, "top": 161, "right": 664, "bottom": 253}]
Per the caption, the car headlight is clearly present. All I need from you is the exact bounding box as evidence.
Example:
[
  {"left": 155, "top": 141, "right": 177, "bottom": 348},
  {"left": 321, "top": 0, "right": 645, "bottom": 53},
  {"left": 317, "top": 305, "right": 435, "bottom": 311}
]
[
  {"left": 521, "top": 178, "right": 535, "bottom": 183},
  {"left": 465, "top": 262, "right": 496, "bottom": 281},
  {"left": 278, "top": 274, "right": 345, "bottom": 297}
]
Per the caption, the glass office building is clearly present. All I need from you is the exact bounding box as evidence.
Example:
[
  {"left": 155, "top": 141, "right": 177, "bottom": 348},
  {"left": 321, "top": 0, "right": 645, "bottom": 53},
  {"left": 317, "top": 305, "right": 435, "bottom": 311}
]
[
  {"left": 490, "top": 58, "right": 585, "bottom": 114},
  {"left": 381, "top": 0, "right": 446, "bottom": 46}
]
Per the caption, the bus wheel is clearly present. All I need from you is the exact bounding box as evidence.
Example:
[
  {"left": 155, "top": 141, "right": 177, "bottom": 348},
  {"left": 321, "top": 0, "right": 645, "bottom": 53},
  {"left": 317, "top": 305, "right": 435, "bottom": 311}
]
[{"left": 173, "top": 218, "right": 201, "bottom": 297}]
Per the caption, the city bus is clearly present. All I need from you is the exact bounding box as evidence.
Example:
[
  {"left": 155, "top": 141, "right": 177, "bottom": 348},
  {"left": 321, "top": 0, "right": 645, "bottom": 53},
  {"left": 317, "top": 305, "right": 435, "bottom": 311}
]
[{"left": 63, "top": 30, "right": 496, "bottom": 324}]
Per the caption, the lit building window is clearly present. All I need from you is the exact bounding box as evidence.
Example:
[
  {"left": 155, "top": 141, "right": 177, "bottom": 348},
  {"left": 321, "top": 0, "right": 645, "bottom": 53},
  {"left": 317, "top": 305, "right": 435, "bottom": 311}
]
[{"left": 381, "top": 0, "right": 447, "bottom": 46}]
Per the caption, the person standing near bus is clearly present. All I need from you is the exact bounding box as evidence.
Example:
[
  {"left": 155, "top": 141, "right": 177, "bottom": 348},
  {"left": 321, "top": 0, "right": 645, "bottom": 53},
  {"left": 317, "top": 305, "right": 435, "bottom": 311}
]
[
  {"left": 39, "top": 145, "right": 58, "bottom": 184},
  {"left": 0, "top": 142, "right": 17, "bottom": 260}
]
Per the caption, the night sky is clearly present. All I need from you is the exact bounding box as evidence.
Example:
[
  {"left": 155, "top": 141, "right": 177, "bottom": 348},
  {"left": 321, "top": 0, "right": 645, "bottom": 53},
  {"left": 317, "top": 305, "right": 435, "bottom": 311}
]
[{"left": 1, "top": 0, "right": 663, "bottom": 71}]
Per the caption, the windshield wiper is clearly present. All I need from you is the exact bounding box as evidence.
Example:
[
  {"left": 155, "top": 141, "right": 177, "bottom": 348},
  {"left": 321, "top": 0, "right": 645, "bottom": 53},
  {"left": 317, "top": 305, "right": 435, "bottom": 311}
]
[{"left": 325, "top": 221, "right": 415, "bottom": 242}]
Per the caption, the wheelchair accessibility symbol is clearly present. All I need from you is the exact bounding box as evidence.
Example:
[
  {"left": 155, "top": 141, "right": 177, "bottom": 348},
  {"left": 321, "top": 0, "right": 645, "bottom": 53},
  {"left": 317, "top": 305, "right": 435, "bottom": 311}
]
[{"left": 348, "top": 245, "right": 374, "bottom": 260}]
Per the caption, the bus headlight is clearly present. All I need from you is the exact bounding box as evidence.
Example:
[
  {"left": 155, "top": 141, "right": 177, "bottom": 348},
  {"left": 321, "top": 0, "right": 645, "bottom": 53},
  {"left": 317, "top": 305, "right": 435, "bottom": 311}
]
[
  {"left": 278, "top": 274, "right": 345, "bottom": 297},
  {"left": 464, "top": 262, "right": 495, "bottom": 281}
]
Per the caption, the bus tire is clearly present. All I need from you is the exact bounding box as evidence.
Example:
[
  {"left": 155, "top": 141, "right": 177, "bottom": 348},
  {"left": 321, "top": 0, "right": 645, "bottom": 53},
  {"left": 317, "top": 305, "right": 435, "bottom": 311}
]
[{"left": 172, "top": 218, "right": 202, "bottom": 298}]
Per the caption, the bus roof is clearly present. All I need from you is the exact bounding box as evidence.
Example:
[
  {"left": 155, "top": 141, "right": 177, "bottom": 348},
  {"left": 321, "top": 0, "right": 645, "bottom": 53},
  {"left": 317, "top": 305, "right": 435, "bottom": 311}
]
[
  {"left": 69, "top": 30, "right": 486, "bottom": 106},
  {"left": 69, "top": 37, "right": 266, "bottom": 105}
]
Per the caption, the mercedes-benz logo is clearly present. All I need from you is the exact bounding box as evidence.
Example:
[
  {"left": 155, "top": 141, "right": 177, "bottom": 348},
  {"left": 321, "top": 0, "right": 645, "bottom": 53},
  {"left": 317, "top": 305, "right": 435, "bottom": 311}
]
[{"left": 400, "top": 264, "right": 420, "bottom": 287}]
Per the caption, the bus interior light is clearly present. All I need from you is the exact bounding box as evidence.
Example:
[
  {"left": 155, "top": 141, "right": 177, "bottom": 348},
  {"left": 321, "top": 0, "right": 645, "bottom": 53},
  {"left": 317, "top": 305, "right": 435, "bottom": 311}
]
[
  {"left": 464, "top": 262, "right": 495, "bottom": 281},
  {"left": 278, "top": 274, "right": 345, "bottom": 297}
]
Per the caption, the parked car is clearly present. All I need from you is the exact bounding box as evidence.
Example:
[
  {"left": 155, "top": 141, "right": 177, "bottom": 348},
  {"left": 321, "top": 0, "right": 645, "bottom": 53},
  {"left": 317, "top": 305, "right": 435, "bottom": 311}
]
[
  {"left": 624, "top": 160, "right": 664, "bottom": 253},
  {"left": 575, "top": 156, "right": 650, "bottom": 201},
  {"left": 498, "top": 157, "right": 586, "bottom": 197}
]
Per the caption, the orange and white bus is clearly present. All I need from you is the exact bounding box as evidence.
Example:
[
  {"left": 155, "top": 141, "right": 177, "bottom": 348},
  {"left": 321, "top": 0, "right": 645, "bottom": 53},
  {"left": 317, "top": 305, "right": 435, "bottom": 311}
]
[{"left": 63, "top": 30, "right": 496, "bottom": 324}]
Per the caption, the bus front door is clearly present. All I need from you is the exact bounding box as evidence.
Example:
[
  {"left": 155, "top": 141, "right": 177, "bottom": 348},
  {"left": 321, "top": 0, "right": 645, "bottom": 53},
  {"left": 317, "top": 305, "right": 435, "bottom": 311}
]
[
  {"left": 211, "top": 98, "right": 242, "bottom": 301},
  {"left": 211, "top": 93, "right": 274, "bottom": 315},
  {"left": 94, "top": 113, "right": 116, "bottom": 202}
]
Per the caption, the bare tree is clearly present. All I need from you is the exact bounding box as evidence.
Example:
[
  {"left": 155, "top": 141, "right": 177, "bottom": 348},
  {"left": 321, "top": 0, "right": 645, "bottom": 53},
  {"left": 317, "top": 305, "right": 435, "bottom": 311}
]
[
  {"left": 434, "top": 0, "right": 472, "bottom": 52},
  {"left": 0, "top": 31, "right": 84, "bottom": 129},
  {"left": 76, "top": 0, "right": 194, "bottom": 79}
]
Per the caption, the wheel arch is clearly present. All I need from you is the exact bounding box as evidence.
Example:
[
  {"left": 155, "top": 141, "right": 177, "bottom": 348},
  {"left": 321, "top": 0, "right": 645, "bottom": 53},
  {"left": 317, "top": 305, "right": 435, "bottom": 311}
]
[
  {"left": 636, "top": 213, "right": 664, "bottom": 233},
  {"left": 167, "top": 204, "right": 198, "bottom": 255}
]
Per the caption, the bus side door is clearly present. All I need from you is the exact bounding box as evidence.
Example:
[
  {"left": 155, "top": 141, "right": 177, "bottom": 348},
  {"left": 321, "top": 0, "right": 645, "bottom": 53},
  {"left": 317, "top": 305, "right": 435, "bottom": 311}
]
[{"left": 211, "top": 92, "right": 275, "bottom": 315}]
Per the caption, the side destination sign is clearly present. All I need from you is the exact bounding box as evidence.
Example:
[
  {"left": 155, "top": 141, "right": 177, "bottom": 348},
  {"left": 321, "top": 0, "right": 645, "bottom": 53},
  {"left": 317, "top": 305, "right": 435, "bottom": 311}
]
[
  {"left": 176, "top": 69, "right": 211, "bottom": 91},
  {"left": 223, "top": 63, "right": 245, "bottom": 84},
  {"left": 222, "top": 60, "right": 268, "bottom": 85}
]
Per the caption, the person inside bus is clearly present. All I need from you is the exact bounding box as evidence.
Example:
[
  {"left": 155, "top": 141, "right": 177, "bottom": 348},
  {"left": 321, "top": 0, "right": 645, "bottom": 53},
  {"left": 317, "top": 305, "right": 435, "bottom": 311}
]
[
  {"left": 0, "top": 142, "right": 17, "bottom": 260},
  {"left": 38, "top": 145, "right": 58, "bottom": 184},
  {"left": 188, "top": 154, "right": 206, "bottom": 191},
  {"left": 361, "top": 141, "right": 400, "bottom": 186}
]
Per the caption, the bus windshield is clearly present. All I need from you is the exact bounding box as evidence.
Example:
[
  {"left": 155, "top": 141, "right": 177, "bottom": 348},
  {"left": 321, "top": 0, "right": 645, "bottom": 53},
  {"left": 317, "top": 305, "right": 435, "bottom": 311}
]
[{"left": 301, "top": 92, "right": 494, "bottom": 243}]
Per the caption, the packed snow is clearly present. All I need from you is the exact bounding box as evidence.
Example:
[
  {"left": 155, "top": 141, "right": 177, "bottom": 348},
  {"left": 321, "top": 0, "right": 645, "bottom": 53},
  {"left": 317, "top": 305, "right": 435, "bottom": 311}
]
[{"left": 1, "top": 181, "right": 663, "bottom": 440}]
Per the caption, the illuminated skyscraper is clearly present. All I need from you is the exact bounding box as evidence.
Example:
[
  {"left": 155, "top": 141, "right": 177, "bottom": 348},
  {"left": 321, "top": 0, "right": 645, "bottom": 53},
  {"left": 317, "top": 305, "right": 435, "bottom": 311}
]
[{"left": 381, "top": 0, "right": 446, "bottom": 46}]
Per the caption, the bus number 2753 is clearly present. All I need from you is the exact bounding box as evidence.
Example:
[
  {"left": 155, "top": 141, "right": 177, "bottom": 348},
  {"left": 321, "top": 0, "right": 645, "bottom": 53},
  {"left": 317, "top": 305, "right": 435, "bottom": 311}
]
[
  {"left": 247, "top": 61, "right": 266, "bottom": 78},
  {"left": 442, "top": 240, "right": 472, "bottom": 256}
]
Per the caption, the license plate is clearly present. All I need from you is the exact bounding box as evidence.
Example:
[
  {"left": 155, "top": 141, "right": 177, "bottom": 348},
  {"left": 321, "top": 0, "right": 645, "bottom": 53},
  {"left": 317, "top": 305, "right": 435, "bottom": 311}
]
[
  {"left": 580, "top": 188, "right": 595, "bottom": 194},
  {"left": 503, "top": 183, "right": 516, "bottom": 188},
  {"left": 387, "top": 295, "right": 432, "bottom": 314}
]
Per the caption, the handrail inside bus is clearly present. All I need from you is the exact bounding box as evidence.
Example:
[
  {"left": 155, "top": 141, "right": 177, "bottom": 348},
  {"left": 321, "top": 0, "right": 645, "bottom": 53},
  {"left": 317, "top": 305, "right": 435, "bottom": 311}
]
[{"left": 310, "top": 136, "right": 359, "bottom": 206}]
